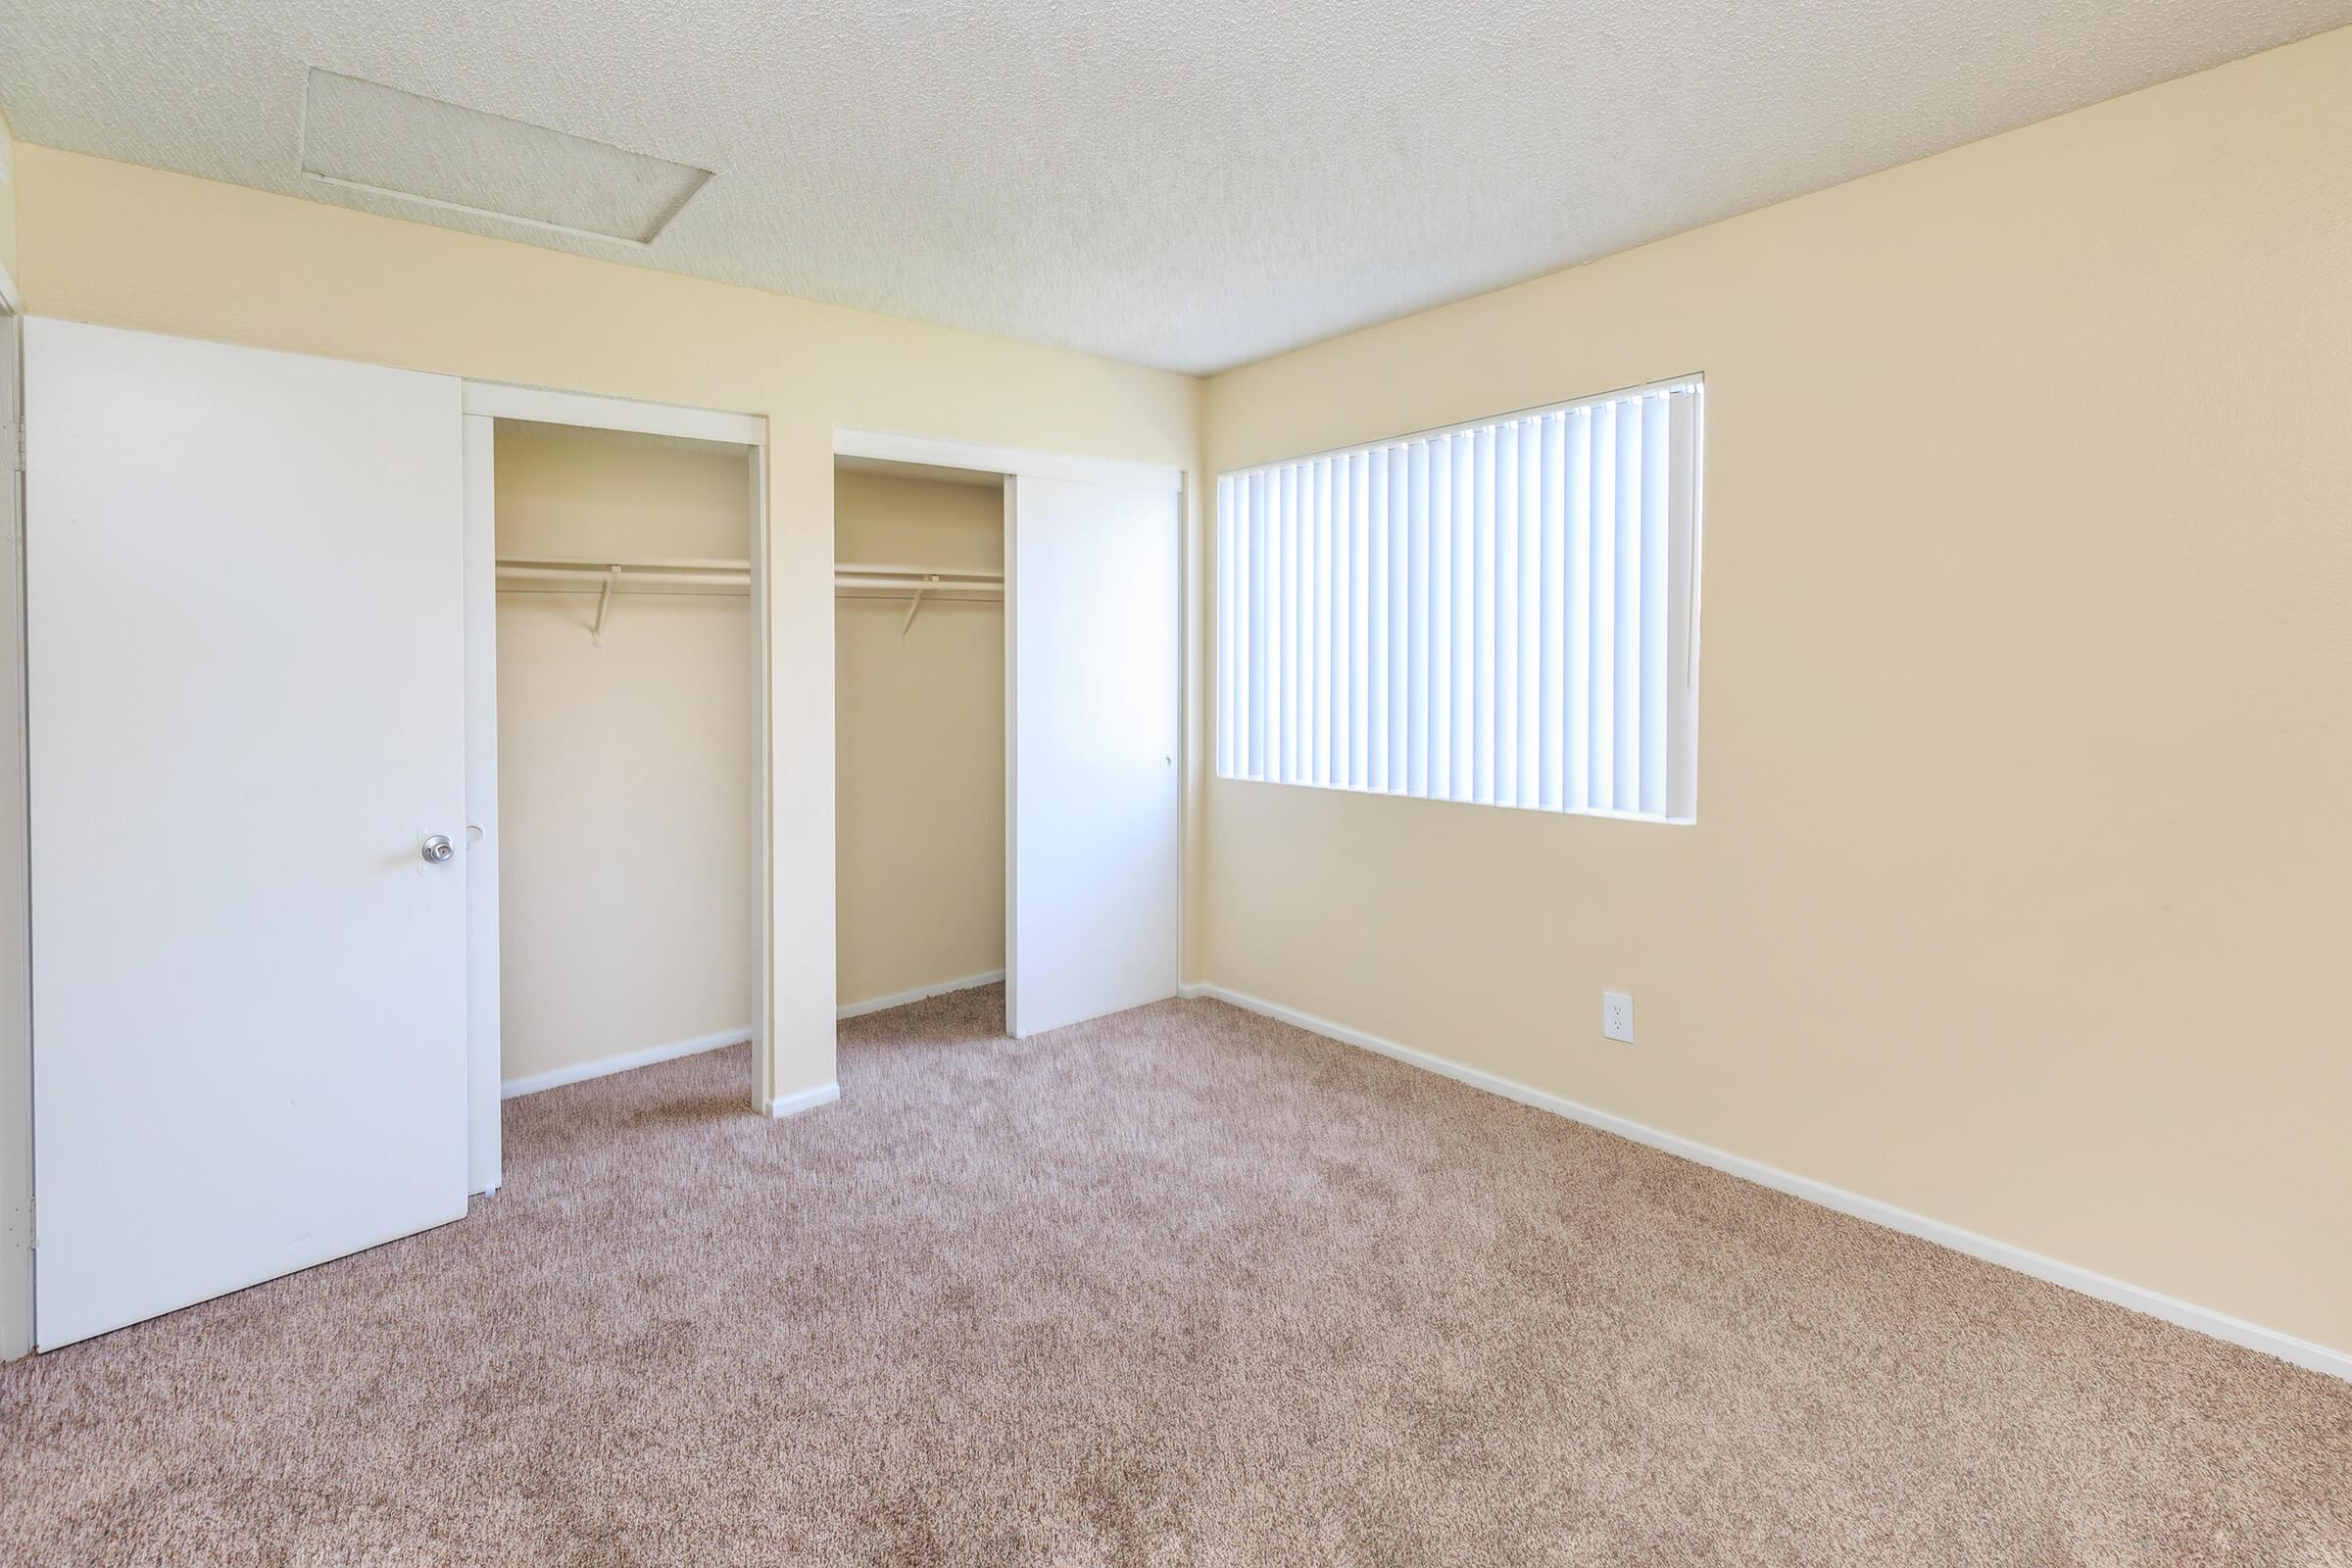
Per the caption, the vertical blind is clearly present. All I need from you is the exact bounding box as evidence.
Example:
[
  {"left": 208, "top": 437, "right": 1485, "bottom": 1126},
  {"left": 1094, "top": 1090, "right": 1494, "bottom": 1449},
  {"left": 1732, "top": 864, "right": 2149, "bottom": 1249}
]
[{"left": 1215, "top": 378, "right": 1704, "bottom": 821}]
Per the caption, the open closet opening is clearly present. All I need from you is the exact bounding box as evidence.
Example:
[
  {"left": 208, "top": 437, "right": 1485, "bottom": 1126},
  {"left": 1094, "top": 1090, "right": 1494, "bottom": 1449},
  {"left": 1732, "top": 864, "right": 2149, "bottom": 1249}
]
[
  {"left": 487, "top": 417, "right": 762, "bottom": 1123},
  {"left": 833, "top": 457, "right": 1007, "bottom": 1024}
]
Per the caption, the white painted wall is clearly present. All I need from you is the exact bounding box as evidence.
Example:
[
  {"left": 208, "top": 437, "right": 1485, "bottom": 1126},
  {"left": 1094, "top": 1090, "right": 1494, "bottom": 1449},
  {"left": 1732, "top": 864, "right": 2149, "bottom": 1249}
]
[{"left": 494, "top": 421, "right": 757, "bottom": 1090}]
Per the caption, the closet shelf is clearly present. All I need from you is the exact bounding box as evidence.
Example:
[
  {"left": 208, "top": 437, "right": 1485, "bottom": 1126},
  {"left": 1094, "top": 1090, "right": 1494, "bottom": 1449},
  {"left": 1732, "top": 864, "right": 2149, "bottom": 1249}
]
[
  {"left": 496, "top": 555, "right": 752, "bottom": 647},
  {"left": 835, "top": 563, "right": 1004, "bottom": 635}
]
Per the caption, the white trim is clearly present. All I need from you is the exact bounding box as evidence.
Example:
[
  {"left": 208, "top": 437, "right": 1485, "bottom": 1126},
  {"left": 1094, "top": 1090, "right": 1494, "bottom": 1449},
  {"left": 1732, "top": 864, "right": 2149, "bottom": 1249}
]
[
  {"left": 1004, "top": 482, "right": 1020, "bottom": 1034},
  {"left": 747, "top": 445, "right": 774, "bottom": 1115},
  {"left": 501, "top": 1027, "right": 753, "bottom": 1100},
  {"left": 1181, "top": 982, "right": 2352, "bottom": 1384},
  {"left": 461, "top": 416, "right": 502, "bottom": 1196},
  {"left": 463, "top": 377, "right": 773, "bottom": 1114},
  {"left": 0, "top": 297, "right": 26, "bottom": 1360},
  {"left": 463, "top": 381, "right": 764, "bottom": 447},
  {"left": 0, "top": 260, "right": 20, "bottom": 318},
  {"left": 766, "top": 1080, "right": 841, "bottom": 1119},
  {"left": 833, "top": 425, "right": 1181, "bottom": 494},
  {"left": 836, "top": 968, "right": 1004, "bottom": 1020},
  {"left": 1173, "top": 472, "right": 1192, "bottom": 1010}
]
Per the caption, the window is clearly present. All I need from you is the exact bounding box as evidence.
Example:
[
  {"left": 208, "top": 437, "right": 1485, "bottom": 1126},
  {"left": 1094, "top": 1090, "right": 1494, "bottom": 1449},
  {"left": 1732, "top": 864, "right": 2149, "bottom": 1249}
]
[{"left": 1215, "top": 378, "right": 1704, "bottom": 822}]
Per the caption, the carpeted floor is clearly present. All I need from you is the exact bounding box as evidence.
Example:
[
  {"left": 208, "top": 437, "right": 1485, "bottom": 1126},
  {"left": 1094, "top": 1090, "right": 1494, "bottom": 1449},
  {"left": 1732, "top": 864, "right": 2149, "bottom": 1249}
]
[{"left": 2, "top": 987, "right": 2347, "bottom": 1566}]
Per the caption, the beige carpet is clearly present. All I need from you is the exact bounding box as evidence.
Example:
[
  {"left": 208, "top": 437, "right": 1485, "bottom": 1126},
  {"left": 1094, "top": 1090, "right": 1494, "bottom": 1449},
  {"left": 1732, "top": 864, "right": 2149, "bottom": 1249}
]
[{"left": 2, "top": 988, "right": 2346, "bottom": 1566}]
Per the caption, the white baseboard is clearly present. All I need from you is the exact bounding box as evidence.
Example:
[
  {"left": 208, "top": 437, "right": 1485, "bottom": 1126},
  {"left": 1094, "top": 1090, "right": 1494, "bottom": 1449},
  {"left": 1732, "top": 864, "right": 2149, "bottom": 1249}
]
[
  {"left": 1180, "top": 982, "right": 2352, "bottom": 1384},
  {"left": 766, "top": 1080, "right": 841, "bottom": 1119},
  {"left": 837, "top": 968, "right": 1004, "bottom": 1020},
  {"left": 501, "top": 1027, "right": 753, "bottom": 1100}
]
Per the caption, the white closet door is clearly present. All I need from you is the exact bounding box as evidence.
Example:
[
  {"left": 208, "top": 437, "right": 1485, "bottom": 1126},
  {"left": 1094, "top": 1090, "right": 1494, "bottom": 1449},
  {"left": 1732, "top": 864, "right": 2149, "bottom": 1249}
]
[
  {"left": 1006, "top": 473, "right": 1180, "bottom": 1038},
  {"left": 25, "top": 318, "right": 469, "bottom": 1349}
]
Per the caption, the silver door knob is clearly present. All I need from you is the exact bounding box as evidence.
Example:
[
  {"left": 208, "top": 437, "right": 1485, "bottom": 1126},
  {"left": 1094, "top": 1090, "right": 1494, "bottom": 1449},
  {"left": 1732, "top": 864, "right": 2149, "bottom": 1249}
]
[{"left": 421, "top": 834, "right": 455, "bottom": 864}]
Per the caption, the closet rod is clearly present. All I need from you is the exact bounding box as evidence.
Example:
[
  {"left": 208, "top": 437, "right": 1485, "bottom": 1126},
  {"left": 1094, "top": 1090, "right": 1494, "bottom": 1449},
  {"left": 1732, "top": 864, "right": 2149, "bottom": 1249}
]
[
  {"left": 498, "top": 564, "right": 750, "bottom": 588},
  {"left": 833, "top": 565, "right": 1004, "bottom": 635},
  {"left": 835, "top": 562, "right": 1001, "bottom": 582},
  {"left": 501, "top": 554, "right": 751, "bottom": 571},
  {"left": 495, "top": 559, "right": 750, "bottom": 647},
  {"left": 837, "top": 580, "right": 1002, "bottom": 592}
]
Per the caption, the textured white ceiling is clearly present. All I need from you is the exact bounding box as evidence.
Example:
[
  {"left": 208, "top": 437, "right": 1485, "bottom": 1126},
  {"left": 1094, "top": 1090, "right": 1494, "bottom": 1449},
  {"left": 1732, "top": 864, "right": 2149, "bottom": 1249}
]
[{"left": 1, "top": 1, "right": 2344, "bottom": 373}]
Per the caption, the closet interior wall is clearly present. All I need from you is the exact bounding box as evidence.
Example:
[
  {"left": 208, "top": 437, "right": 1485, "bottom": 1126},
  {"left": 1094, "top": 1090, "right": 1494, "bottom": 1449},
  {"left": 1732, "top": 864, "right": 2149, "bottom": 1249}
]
[
  {"left": 834, "top": 464, "right": 1005, "bottom": 1011},
  {"left": 495, "top": 420, "right": 756, "bottom": 1089}
]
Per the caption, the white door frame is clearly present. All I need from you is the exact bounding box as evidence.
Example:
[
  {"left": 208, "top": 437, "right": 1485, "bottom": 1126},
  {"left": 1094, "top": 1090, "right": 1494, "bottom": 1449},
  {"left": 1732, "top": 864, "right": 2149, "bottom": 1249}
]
[
  {"left": 460, "top": 416, "right": 501, "bottom": 1194},
  {"left": 462, "top": 382, "right": 773, "bottom": 1142},
  {"left": 828, "top": 425, "right": 1186, "bottom": 1036},
  {"left": 0, "top": 267, "right": 29, "bottom": 1362}
]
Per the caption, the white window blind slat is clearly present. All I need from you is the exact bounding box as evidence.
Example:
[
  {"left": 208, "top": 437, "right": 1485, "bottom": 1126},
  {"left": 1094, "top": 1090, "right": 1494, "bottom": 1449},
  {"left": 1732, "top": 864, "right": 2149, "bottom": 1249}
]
[
  {"left": 1495, "top": 424, "right": 1515, "bottom": 807},
  {"left": 1351, "top": 449, "right": 1373, "bottom": 793},
  {"left": 1328, "top": 453, "right": 1344, "bottom": 788},
  {"left": 1429, "top": 435, "right": 1453, "bottom": 801},
  {"left": 1611, "top": 399, "right": 1640, "bottom": 811},
  {"left": 1589, "top": 400, "right": 1617, "bottom": 811},
  {"left": 1405, "top": 440, "right": 1431, "bottom": 798},
  {"left": 1383, "top": 451, "right": 1401, "bottom": 799},
  {"left": 1640, "top": 392, "right": 1672, "bottom": 816},
  {"left": 1565, "top": 407, "right": 1592, "bottom": 812},
  {"left": 1540, "top": 412, "right": 1567, "bottom": 811},
  {"left": 1248, "top": 471, "right": 1268, "bottom": 779},
  {"left": 1311, "top": 457, "right": 1333, "bottom": 788},
  {"left": 1516, "top": 417, "right": 1544, "bottom": 809},
  {"left": 1214, "top": 379, "right": 1701, "bottom": 822},
  {"left": 1471, "top": 427, "right": 1494, "bottom": 806},
  {"left": 1226, "top": 474, "right": 1241, "bottom": 775},
  {"left": 1283, "top": 465, "right": 1301, "bottom": 784},
  {"left": 1439, "top": 434, "right": 1458, "bottom": 804},
  {"left": 1362, "top": 450, "right": 1387, "bottom": 793}
]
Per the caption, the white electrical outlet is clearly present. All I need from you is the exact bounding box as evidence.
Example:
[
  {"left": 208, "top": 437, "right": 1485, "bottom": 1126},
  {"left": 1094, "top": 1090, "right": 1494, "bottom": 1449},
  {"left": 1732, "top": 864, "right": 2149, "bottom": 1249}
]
[{"left": 1601, "top": 990, "right": 1635, "bottom": 1044}]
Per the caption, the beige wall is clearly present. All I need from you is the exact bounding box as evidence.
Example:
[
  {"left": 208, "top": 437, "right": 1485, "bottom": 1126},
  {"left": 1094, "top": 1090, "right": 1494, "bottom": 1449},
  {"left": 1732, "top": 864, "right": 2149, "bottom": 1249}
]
[
  {"left": 0, "top": 110, "right": 17, "bottom": 301},
  {"left": 0, "top": 103, "right": 18, "bottom": 294},
  {"left": 834, "top": 468, "right": 1005, "bottom": 1007},
  {"left": 495, "top": 422, "right": 756, "bottom": 1085},
  {"left": 1197, "top": 27, "right": 2352, "bottom": 1355},
  {"left": 10, "top": 142, "right": 1200, "bottom": 1106}
]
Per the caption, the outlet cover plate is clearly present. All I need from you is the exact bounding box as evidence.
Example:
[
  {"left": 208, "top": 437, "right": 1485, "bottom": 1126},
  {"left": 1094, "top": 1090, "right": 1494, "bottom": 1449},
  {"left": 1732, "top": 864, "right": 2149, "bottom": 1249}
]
[{"left": 1601, "top": 991, "right": 1635, "bottom": 1044}]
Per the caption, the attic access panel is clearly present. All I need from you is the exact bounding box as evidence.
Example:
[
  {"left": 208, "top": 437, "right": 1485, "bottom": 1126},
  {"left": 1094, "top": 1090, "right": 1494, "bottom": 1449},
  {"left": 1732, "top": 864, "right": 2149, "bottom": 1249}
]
[{"left": 301, "top": 68, "right": 711, "bottom": 245}]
